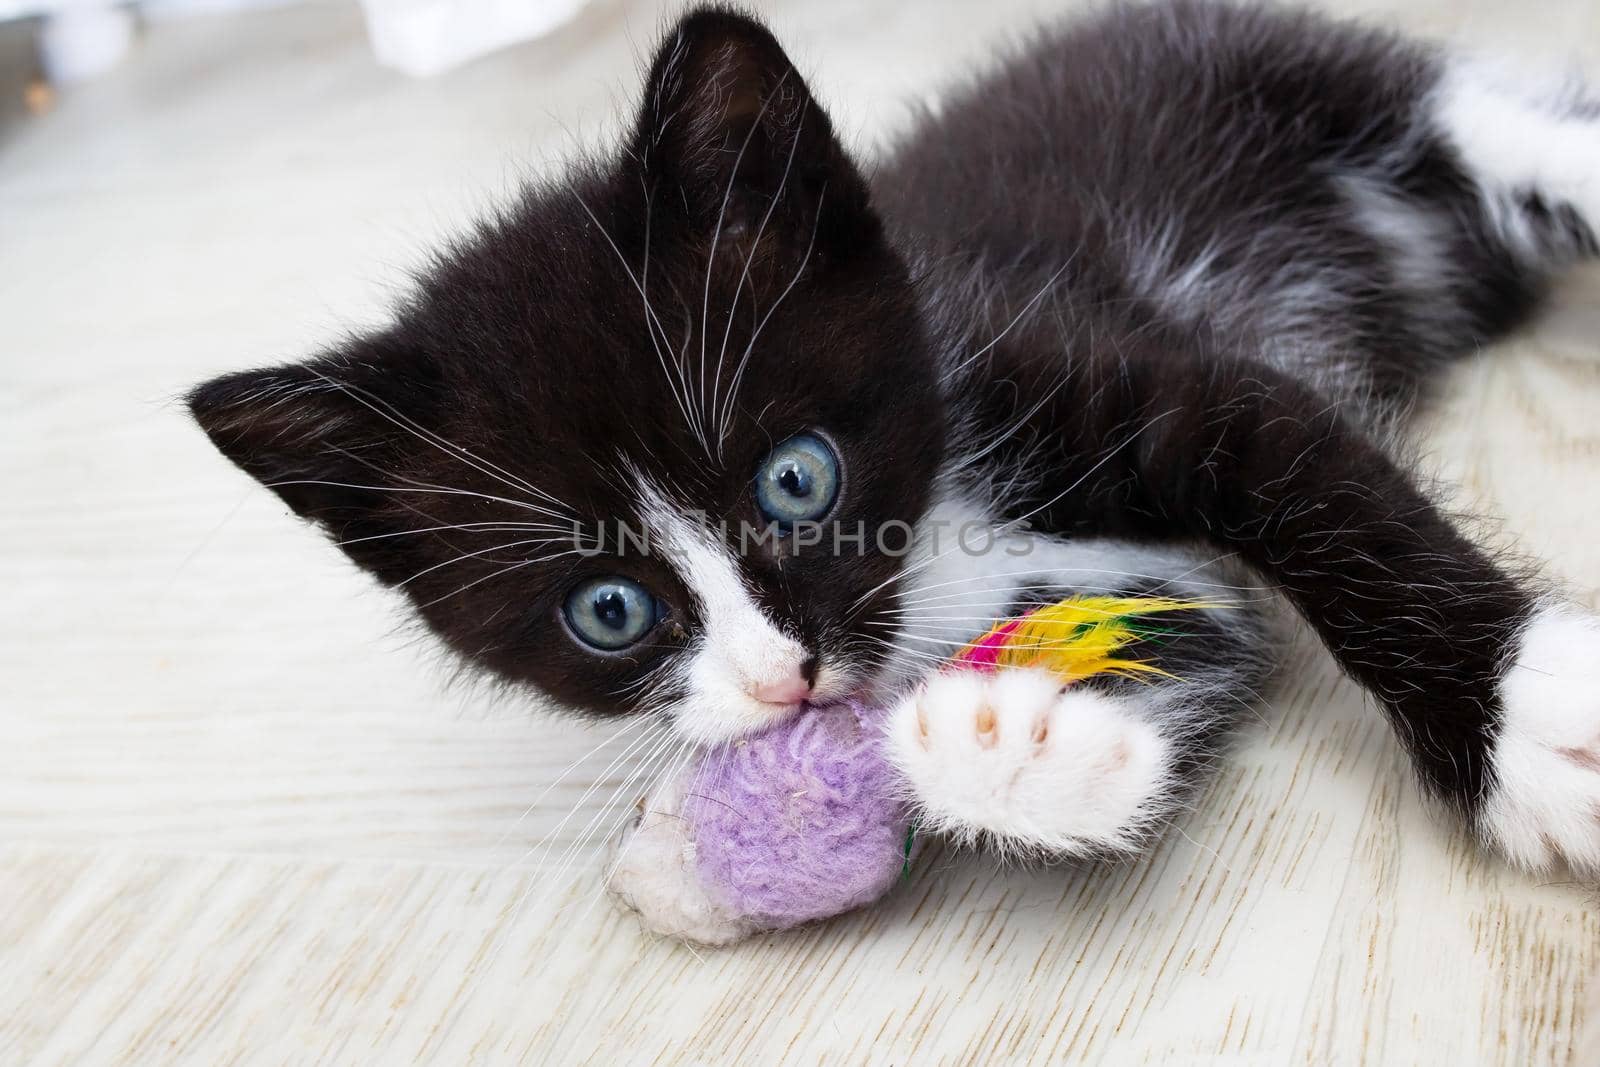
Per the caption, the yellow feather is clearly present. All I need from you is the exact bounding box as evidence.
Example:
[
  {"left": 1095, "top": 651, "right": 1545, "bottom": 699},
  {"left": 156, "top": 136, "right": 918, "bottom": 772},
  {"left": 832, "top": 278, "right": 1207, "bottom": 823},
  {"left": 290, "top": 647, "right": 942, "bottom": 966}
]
[{"left": 959, "top": 596, "right": 1217, "bottom": 683}]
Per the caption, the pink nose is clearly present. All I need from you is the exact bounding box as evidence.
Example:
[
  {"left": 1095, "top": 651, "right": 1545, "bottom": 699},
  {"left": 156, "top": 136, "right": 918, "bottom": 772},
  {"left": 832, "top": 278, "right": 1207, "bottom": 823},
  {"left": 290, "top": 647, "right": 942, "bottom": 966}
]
[{"left": 751, "top": 676, "right": 812, "bottom": 705}]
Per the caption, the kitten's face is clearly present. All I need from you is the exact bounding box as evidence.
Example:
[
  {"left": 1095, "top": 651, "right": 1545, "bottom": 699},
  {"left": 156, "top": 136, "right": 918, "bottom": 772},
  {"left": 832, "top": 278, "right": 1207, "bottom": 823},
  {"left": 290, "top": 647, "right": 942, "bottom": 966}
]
[{"left": 189, "top": 11, "right": 945, "bottom": 742}]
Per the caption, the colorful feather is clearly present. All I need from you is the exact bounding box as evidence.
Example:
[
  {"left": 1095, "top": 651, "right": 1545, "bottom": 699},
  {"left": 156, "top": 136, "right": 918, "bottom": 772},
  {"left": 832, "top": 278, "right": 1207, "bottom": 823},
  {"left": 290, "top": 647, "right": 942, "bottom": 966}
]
[{"left": 954, "top": 595, "right": 1216, "bottom": 682}]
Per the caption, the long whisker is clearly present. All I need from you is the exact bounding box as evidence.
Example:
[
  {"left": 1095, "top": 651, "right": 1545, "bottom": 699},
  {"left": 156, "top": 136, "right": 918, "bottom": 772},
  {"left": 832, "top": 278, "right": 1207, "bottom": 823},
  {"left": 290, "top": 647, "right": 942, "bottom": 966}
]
[
  {"left": 263, "top": 477, "right": 577, "bottom": 523},
  {"left": 701, "top": 74, "right": 789, "bottom": 454},
  {"left": 867, "top": 615, "right": 1027, "bottom": 629},
  {"left": 393, "top": 535, "right": 576, "bottom": 589},
  {"left": 550, "top": 725, "right": 686, "bottom": 892},
  {"left": 481, "top": 717, "right": 676, "bottom": 971},
  {"left": 302, "top": 368, "right": 574, "bottom": 516},
  {"left": 867, "top": 623, "right": 1157, "bottom": 655},
  {"left": 846, "top": 407, "right": 1184, "bottom": 620},
  {"left": 574, "top": 192, "right": 701, "bottom": 448},
  {"left": 851, "top": 632, "right": 969, "bottom": 667},
  {"left": 334, "top": 519, "right": 574, "bottom": 549},
  {"left": 955, "top": 363, "right": 1077, "bottom": 469},
  {"left": 490, "top": 714, "right": 654, "bottom": 852},
  {"left": 414, "top": 548, "right": 590, "bottom": 610},
  {"left": 582, "top": 734, "right": 703, "bottom": 926},
  {"left": 884, "top": 565, "right": 1260, "bottom": 608},
  {"left": 492, "top": 719, "right": 685, "bottom": 951},
  {"left": 716, "top": 183, "right": 826, "bottom": 445},
  {"left": 712, "top": 91, "right": 804, "bottom": 460},
  {"left": 882, "top": 556, "right": 1263, "bottom": 616},
  {"left": 939, "top": 258, "right": 1074, "bottom": 385},
  {"left": 311, "top": 440, "right": 577, "bottom": 529},
  {"left": 497, "top": 716, "right": 672, "bottom": 883}
]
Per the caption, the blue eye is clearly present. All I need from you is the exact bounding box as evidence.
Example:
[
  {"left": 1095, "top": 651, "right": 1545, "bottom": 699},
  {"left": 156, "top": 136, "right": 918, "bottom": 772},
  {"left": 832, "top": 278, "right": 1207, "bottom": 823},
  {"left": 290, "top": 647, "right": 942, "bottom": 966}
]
[
  {"left": 563, "top": 577, "right": 661, "bottom": 651},
  {"left": 756, "top": 433, "right": 840, "bottom": 526}
]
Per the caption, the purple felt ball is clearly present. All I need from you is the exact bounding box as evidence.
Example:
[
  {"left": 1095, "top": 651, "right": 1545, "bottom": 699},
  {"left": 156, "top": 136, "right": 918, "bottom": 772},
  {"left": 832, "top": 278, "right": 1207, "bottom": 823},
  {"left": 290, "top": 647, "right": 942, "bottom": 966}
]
[{"left": 683, "top": 700, "right": 911, "bottom": 931}]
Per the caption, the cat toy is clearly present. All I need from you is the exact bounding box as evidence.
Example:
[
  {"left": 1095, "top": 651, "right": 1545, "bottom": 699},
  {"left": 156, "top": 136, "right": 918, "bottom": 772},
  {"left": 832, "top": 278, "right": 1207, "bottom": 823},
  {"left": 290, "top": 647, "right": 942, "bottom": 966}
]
[{"left": 607, "top": 596, "right": 1206, "bottom": 945}]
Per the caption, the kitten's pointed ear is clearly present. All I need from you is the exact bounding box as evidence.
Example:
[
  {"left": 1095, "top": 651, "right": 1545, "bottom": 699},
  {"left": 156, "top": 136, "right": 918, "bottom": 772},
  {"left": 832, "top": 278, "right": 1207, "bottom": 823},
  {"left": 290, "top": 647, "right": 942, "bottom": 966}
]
[
  {"left": 186, "top": 345, "right": 441, "bottom": 585},
  {"left": 630, "top": 8, "right": 876, "bottom": 253}
]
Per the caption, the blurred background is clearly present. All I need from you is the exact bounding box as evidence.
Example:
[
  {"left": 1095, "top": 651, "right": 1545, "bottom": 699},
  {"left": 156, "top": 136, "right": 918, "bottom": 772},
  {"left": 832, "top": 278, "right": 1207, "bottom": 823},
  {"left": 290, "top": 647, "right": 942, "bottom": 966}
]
[{"left": 12, "top": 0, "right": 599, "bottom": 85}]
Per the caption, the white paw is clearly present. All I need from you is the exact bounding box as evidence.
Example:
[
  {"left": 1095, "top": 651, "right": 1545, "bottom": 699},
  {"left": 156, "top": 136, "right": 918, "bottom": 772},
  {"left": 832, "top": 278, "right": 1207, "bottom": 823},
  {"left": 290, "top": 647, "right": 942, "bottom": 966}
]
[
  {"left": 1481, "top": 606, "right": 1600, "bottom": 874},
  {"left": 605, "top": 774, "right": 755, "bottom": 946},
  {"left": 884, "top": 667, "right": 1176, "bottom": 857}
]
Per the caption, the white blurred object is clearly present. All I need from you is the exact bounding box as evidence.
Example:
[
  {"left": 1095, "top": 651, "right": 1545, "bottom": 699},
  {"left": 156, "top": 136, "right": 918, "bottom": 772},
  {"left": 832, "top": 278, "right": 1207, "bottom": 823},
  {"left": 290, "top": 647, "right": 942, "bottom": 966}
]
[
  {"left": 357, "top": 0, "right": 594, "bottom": 77},
  {"left": 2, "top": 0, "right": 290, "bottom": 86},
  {"left": 32, "top": 4, "right": 136, "bottom": 84},
  {"left": 1, "top": 0, "right": 598, "bottom": 88}
]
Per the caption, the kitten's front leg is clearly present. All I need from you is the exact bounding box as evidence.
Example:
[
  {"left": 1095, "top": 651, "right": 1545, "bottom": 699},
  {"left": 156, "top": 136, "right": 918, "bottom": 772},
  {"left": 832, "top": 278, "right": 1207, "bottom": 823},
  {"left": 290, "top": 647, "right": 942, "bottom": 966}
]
[
  {"left": 884, "top": 667, "right": 1180, "bottom": 857},
  {"left": 1025, "top": 346, "right": 1600, "bottom": 873},
  {"left": 882, "top": 596, "right": 1269, "bottom": 858}
]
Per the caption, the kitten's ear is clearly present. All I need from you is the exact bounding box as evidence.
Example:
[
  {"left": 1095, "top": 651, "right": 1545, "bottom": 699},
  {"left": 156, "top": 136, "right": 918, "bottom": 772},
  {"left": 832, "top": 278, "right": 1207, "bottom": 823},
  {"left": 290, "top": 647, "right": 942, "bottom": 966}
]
[
  {"left": 186, "top": 343, "right": 441, "bottom": 586},
  {"left": 631, "top": 8, "right": 876, "bottom": 254}
]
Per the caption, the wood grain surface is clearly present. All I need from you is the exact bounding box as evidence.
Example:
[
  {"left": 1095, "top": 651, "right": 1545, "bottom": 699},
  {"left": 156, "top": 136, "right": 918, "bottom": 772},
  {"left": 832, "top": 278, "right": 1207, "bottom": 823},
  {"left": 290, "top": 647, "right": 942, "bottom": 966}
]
[{"left": 3, "top": 0, "right": 1598, "bottom": 1063}]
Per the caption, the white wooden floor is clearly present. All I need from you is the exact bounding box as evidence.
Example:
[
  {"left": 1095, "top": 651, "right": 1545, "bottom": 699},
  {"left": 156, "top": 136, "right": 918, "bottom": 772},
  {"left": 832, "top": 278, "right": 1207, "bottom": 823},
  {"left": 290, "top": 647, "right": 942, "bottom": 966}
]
[{"left": 4, "top": 1, "right": 1600, "bottom": 1063}]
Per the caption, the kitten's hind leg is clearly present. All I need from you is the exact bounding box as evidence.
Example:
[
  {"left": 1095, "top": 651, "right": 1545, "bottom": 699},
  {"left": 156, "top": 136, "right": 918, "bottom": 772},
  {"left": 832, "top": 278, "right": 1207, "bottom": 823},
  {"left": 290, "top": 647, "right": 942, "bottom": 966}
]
[
  {"left": 883, "top": 597, "right": 1274, "bottom": 860},
  {"left": 1434, "top": 58, "right": 1600, "bottom": 274}
]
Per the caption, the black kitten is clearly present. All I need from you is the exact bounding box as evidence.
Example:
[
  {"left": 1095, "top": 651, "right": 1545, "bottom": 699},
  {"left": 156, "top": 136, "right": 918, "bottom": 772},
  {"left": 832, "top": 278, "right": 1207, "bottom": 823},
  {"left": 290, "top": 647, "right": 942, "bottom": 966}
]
[{"left": 189, "top": 1, "right": 1600, "bottom": 921}]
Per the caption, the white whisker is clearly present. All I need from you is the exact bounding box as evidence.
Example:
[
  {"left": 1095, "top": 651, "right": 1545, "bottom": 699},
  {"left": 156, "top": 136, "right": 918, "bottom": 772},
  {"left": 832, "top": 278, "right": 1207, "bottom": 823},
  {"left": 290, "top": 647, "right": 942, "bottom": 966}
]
[
  {"left": 393, "top": 535, "right": 576, "bottom": 589},
  {"left": 716, "top": 184, "right": 826, "bottom": 445},
  {"left": 414, "top": 548, "right": 590, "bottom": 610},
  {"left": 490, "top": 714, "right": 654, "bottom": 852},
  {"left": 334, "top": 519, "right": 574, "bottom": 549},
  {"left": 712, "top": 93, "right": 805, "bottom": 459},
  {"left": 847, "top": 408, "right": 1185, "bottom": 621},
  {"left": 939, "top": 259, "right": 1074, "bottom": 385},
  {"left": 303, "top": 368, "right": 575, "bottom": 517},
  {"left": 700, "top": 75, "right": 789, "bottom": 453},
  {"left": 574, "top": 192, "right": 705, "bottom": 453}
]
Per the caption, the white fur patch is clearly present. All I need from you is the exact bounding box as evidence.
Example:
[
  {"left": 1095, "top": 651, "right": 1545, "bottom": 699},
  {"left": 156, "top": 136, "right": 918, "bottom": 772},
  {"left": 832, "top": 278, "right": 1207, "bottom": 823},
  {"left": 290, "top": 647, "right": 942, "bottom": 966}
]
[
  {"left": 1481, "top": 606, "right": 1600, "bottom": 873},
  {"left": 883, "top": 666, "right": 1176, "bottom": 857},
  {"left": 636, "top": 480, "right": 815, "bottom": 744},
  {"left": 605, "top": 772, "right": 754, "bottom": 946},
  {"left": 1435, "top": 60, "right": 1600, "bottom": 254}
]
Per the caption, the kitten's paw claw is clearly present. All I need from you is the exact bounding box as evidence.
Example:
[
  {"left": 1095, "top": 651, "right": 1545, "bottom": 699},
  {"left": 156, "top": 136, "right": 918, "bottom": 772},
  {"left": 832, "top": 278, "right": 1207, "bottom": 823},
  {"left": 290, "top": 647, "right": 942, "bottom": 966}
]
[
  {"left": 606, "top": 776, "right": 755, "bottom": 946},
  {"left": 885, "top": 667, "right": 1175, "bottom": 856},
  {"left": 1482, "top": 607, "right": 1600, "bottom": 874}
]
